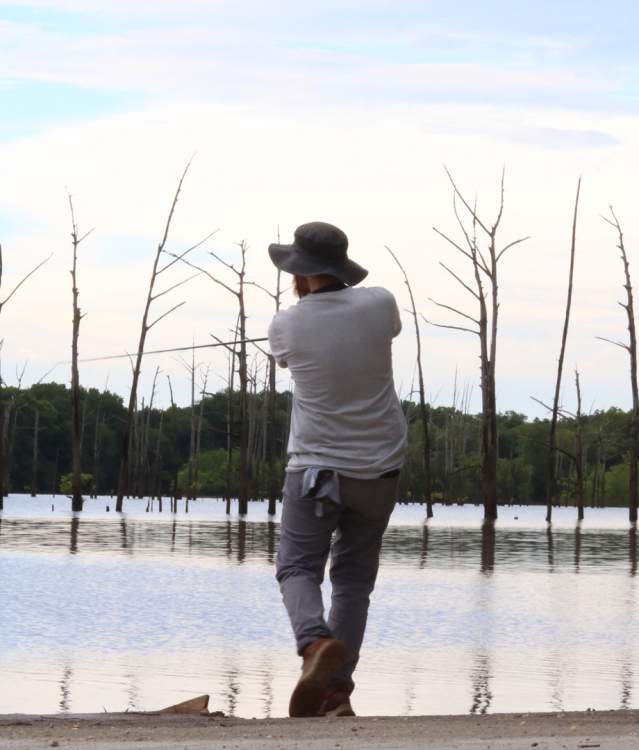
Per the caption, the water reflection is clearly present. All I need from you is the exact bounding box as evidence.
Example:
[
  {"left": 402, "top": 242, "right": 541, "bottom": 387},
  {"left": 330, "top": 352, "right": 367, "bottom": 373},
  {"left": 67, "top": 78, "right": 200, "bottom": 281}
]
[
  {"left": 260, "top": 657, "right": 274, "bottom": 719},
  {"left": 267, "top": 521, "right": 276, "bottom": 565},
  {"left": 480, "top": 521, "right": 495, "bottom": 575},
  {"left": 470, "top": 651, "right": 492, "bottom": 715},
  {"left": 126, "top": 672, "right": 140, "bottom": 712},
  {"left": 574, "top": 523, "right": 582, "bottom": 573},
  {"left": 225, "top": 670, "right": 240, "bottom": 717},
  {"left": 419, "top": 523, "right": 428, "bottom": 570},
  {"left": 2, "top": 515, "right": 638, "bottom": 574},
  {"left": 237, "top": 520, "right": 247, "bottom": 564},
  {"left": 69, "top": 516, "right": 80, "bottom": 555},
  {"left": 546, "top": 525, "right": 554, "bottom": 572},
  {"left": 2, "top": 500, "right": 638, "bottom": 718},
  {"left": 59, "top": 665, "right": 72, "bottom": 713}
]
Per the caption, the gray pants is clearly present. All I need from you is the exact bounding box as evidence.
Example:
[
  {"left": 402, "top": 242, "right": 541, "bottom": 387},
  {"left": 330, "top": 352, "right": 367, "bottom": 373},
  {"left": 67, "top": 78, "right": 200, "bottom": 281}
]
[{"left": 276, "top": 470, "right": 398, "bottom": 692}]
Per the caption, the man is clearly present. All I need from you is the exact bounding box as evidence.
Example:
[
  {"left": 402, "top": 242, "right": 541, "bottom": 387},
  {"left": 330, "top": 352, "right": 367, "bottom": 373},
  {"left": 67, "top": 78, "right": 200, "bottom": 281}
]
[{"left": 267, "top": 221, "right": 407, "bottom": 718}]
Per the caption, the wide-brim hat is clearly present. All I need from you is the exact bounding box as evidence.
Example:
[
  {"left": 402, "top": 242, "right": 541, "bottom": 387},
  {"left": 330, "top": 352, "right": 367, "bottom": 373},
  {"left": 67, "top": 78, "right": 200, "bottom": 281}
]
[{"left": 268, "top": 221, "right": 368, "bottom": 286}]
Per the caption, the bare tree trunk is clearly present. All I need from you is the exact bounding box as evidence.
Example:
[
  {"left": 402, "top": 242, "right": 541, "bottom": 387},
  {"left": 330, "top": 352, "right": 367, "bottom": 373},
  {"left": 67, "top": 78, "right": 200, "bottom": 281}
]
[
  {"left": 574, "top": 371, "right": 585, "bottom": 521},
  {"left": 430, "top": 168, "right": 529, "bottom": 520},
  {"left": 151, "top": 411, "right": 164, "bottom": 502},
  {"left": 246, "top": 262, "right": 283, "bottom": 514},
  {"left": 143, "top": 366, "right": 160, "bottom": 497},
  {"left": 30, "top": 407, "right": 39, "bottom": 497},
  {"left": 166, "top": 375, "right": 175, "bottom": 409},
  {"left": 237, "top": 244, "right": 250, "bottom": 515},
  {"left": 0, "top": 243, "right": 51, "bottom": 508},
  {"left": 546, "top": 179, "right": 581, "bottom": 523},
  {"left": 600, "top": 207, "right": 639, "bottom": 523},
  {"left": 175, "top": 240, "right": 250, "bottom": 513},
  {"left": 187, "top": 349, "right": 197, "bottom": 500},
  {"left": 194, "top": 366, "right": 209, "bottom": 500},
  {"left": 0, "top": 406, "right": 5, "bottom": 509},
  {"left": 92, "top": 404, "right": 102, "bottom": 497},
  {"left": 68, "top": 193, "right": 87, "bottom": 512},
  {"left": 386, "top": 246, "right": 432, "bottom": 517},
  {"left": 116, "top": 159, "right": 208, "bottom": 511}
]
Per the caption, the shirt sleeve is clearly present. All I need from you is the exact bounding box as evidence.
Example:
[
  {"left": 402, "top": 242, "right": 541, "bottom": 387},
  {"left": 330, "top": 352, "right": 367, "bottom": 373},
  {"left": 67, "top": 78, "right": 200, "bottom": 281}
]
[
  {"left": 268, "top": 313, "right": 289, "bottom": 368},
  {"left": 391, "top": 294, "right": 402, "bottom": 337}
]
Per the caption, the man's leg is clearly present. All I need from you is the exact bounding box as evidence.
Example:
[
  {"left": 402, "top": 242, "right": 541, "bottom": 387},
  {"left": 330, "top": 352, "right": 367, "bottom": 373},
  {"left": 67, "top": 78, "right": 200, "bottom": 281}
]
[
  {"left": 327, "top": 474, "right": 398, "bottom": 693},
  {"left": 276, "top": 471, "right": 341, "bottom": 652},
  {"left": 276, "top": 471, "right": 347, "bottom": 716}
]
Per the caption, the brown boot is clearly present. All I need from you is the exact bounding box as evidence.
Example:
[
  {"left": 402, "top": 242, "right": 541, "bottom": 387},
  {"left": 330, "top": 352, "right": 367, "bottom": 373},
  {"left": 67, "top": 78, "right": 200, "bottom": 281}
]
[
  {"left": 318, "top": 687, "right": 356, "bottom": 718},
  {"left": 289, "top": 638, "right": 346, "bottom": 718}
]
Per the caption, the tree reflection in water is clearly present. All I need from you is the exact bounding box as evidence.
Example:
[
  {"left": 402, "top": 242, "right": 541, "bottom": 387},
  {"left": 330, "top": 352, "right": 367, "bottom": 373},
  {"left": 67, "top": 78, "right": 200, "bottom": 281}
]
[
  {"left": 69, "top": 516, "right": 80, "bottom": 554},
  {"left": 574, "top": 523, "right": 582, "bottom": 573},
  {"left": 419, "top": 523, "right": 429, "bottom": 570},
  {"left": 59, "top": 664, "right": 72, "bottom": 713}
]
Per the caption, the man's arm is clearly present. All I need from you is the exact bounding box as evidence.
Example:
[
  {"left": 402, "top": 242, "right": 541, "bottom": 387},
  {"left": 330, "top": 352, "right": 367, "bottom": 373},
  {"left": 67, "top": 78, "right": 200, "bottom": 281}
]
[{"left": 268, "top": 314, "right": 289, "bottom": 368}]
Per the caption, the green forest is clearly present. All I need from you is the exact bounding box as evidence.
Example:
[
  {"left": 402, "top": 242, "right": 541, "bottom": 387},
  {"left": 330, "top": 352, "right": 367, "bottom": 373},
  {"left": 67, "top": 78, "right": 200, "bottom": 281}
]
[{"left": 1, "top": 380, "right": 633, "bottom": 508}]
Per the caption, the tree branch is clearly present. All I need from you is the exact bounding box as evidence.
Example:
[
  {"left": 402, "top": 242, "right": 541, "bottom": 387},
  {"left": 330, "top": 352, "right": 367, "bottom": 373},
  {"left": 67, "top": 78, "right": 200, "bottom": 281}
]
[
  {"left": 439, "top": 262, "right": 480, "bottom": 299},
  {"left": 428, "top": 298, "right": 479, "bottom": 325},
  {"left": 146, "top": 300, "right": 186, "bottom": 330},
  {"left": 1, "top": 253, "right": 53, "bottom": 310},
  {"left": 596, "top": 335, "right": 629, "bottom": 351},
  {"left": 421, "top": 313, "right": 479, "bottom": 336},
  {"left": 443, "top": 166, "right": 491, "bottom": 236},
  {"left": 156, "top": 230, "right": 219, "bottom": 274},
  {"left": 496, "top": 236, "right": 530, "bottom": 263},
  {"left": 151, "top": 271, "right": 203, "bottom": 301},
  {"left": 165, "top": 252, "right": 238, "bottom": 297}
]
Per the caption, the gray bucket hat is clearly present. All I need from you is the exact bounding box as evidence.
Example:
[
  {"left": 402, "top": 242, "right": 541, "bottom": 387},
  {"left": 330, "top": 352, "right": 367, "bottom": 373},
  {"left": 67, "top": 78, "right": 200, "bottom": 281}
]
[{"left": 268, "top": 221, "right": 368, "bottom": 286}]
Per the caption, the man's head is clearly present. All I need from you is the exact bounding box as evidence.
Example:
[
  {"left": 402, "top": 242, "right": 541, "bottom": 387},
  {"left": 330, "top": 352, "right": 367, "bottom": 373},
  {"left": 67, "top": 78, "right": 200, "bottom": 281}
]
[{"left": 268, "top": 222, "right": 368, "bottom": 287}]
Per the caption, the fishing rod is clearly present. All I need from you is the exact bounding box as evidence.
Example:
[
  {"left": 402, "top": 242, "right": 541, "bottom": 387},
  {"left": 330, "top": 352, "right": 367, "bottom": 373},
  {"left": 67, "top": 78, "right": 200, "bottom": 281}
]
[{"left": 76, "top": 337, "right": 269, "bottom": 364}]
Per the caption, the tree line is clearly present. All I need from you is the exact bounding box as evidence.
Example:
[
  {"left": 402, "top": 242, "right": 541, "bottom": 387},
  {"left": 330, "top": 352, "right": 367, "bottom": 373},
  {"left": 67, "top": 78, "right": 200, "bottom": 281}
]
[{"left": 0, "top": 378, "right": 636, "bottom": 512}]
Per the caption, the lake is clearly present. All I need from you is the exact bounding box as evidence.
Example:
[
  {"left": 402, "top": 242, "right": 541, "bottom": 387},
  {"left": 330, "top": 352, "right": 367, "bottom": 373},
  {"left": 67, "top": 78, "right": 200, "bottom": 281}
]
[{"left": 1, "top": 495, "right": 637, "bottom": 718}]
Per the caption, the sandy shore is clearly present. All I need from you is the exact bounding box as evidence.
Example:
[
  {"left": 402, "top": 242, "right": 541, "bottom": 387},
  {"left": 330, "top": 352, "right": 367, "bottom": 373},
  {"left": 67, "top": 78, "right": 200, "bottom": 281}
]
[{"left": 1, "top": 709, "right": 637, "bottom": 750}]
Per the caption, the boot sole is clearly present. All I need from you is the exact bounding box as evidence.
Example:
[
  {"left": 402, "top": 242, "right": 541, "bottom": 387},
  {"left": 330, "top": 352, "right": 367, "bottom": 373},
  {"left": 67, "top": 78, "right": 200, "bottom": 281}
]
[
  {"left": 289, "top": 640, "right": 347, "bottom": 718},
  {"left": 325, "top": 702, "right": 356, "bottom": 718}
]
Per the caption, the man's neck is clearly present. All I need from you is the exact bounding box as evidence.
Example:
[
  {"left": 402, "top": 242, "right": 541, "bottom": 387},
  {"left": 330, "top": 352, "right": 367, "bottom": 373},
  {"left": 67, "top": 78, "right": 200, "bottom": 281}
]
[{"left": 308, "top": 275, "right": 345, "bottom": 293}]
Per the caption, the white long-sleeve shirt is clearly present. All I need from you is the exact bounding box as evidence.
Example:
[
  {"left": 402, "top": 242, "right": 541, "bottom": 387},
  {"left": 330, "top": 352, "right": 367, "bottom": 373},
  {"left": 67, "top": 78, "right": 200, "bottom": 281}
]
[{"left": 267, "top": 285, "right": 408, "bottom": 479}]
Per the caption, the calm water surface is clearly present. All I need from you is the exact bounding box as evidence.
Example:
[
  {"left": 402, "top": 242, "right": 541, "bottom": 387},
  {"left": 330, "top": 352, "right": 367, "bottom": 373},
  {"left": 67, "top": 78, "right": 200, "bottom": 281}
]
[{"left": 1, "top": 495, "right": 637, "bottom": 717}]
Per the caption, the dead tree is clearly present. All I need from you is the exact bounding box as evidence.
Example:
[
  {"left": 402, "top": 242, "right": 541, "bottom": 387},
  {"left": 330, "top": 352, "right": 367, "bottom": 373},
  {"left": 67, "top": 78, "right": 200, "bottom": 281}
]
[
  {"left": 30, "top": 406, "right": 40, "bottom": 497},
  {"left": 5, "top": 361, "right": 27, "bottom": 493},
  {"left": 207, "top": 322, "right": 240, "bottom": 512},
  {"left": 532, "top": 370, "right": 586, "bottom": 520},
  {"left": 574, "top": 370, "right": 585, "bottom": 521},
  {"left": 247, "top": 241, "right": 284, "bottom": 514},
  {"left": 599, "top": 207, "right": 639, "bottom": 523},
  {"left": 175, "top": 348, "right": 200, "bottom": 500},
  {"left": 429, "top": 168, "right": 529, "bottom": 520},
  {"left": 115, "top": 159, "right": 213, "bottom": 511},
  {"left": 545, "top": 179, "right": 581, "bottom": 523},
  {"left": 194, "top": 365, "right": 210, "bottom": 499},
  {"left": 141, "top": 366, "right": 161, "bottom": 497},
  {"left": 0, "top": 244, "right": 51, "bottom": 507},
  {"left": 386, "top": 245, "right": 432, "bottom": 517},
  {"left": 68, "top": 193, "right": 91, "bottom": 511},
  {"left": 174, "top": 241, "right": 251, "bottom": 514},
  {"left": 151, "top": 411, "right": 164, "bottom": 506}
]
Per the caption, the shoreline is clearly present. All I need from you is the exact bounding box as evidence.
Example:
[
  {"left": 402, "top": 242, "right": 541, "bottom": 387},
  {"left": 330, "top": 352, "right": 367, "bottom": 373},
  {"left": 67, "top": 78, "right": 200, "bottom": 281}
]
[{"left": 1, "top": 709, "right": 638, "bottom": 749}]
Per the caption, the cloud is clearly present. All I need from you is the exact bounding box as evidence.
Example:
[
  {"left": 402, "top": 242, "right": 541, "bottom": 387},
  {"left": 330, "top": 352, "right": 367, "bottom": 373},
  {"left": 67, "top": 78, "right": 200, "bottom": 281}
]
[
  {"left": 425, "top": 120, "right": 620, "bottom": 150},
  {"left": 0, "top": 4, "right": 635, "bottom": 117}
]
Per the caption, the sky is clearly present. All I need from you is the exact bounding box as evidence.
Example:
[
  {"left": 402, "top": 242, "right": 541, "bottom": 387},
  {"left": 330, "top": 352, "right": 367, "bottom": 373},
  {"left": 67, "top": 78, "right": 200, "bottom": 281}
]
[{"left": 1, "top": 0, "right": 639, "bottom": 417}]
